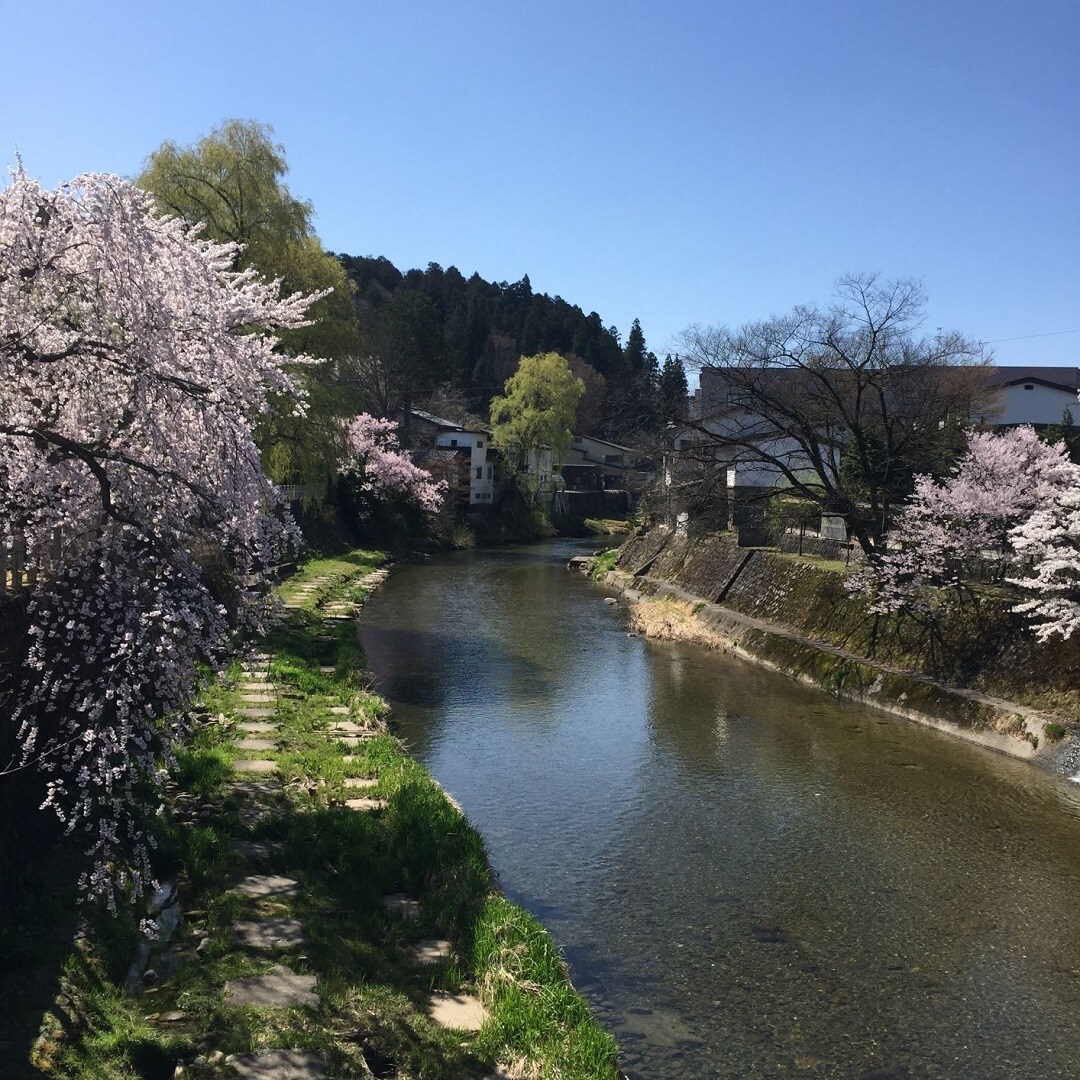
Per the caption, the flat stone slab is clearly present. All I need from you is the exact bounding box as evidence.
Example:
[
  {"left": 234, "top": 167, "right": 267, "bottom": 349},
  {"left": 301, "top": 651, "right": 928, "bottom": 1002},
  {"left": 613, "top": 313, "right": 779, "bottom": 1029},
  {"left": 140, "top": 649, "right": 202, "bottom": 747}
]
[
  {"left": 235, "top": 739, "right": 277, "bottom": 752},
  {"left": 239, "top": 682, "right": 275, "bottom": 692},
  {"left": 344, "top": 797, "right": 388, "bottom": 812},
  {"left": 235, "top": 874, "right": 300, "bottom": 899},
  {"left": 239, "top": 670, "right": 269, "bottom": 680},
  {"left": 427, "top": 991, "right": 489, "bottom": 1031},
  {"left": 239, "top": 694, "right": 275, "bottom": 704},
  {"left": 328, "top": 706, "right": 350, "bottom": 716},
  {"left": 231, "top": 839, "right": 284, "bottom": 864},
  {"left": 224, "top": 965, "right": 318, "bottom": 1009},
  {"left": 318, "top": 666, "right": 336, "bottom": 674},
  {"left": 410, "top": 938, "right": 452, "bottom": 965},
  {"left": 237, "top": 707, "right": 276, "bottom": 718},
  {"left": 235, "top": 917, "right": 307, "bottom": 950},
  {"left": 226, "top": 1049, "right": 326, "bottom": 1078},
  {"left": 380, "top": 893, "right": 420, "bottom": 919},
  {"left": 238, "top": 722, "right": 277, "bottom": 733},
  {"left": 337, "top": 736, "right": 373, "bottom": 747},
  {"left": 234, "top": 759, "right": 278, "bottom": 774},
  {"left": 329, "top": 722, "right": 365, "bottom": 735},
  {"left": 343, "top": 777, "right": 378, "bottom": 790}
]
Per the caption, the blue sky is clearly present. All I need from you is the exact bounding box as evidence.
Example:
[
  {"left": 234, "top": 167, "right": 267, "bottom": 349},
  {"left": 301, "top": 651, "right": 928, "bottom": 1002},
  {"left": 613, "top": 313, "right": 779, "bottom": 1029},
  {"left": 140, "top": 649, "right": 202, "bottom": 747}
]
[{"left": 5, "top": 1, "right": 1077, "bottom": 367}]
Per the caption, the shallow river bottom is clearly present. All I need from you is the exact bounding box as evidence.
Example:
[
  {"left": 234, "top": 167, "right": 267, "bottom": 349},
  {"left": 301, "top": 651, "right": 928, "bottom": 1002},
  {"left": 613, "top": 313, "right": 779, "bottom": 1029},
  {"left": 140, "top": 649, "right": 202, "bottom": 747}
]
[{"left": 358, "top": 541, "right": 1080, "bottom": 1079}]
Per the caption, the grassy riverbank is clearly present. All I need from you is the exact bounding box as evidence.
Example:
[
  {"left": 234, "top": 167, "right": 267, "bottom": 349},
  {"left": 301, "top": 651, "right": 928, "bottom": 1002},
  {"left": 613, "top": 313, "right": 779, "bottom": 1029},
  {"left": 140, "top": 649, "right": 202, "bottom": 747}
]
[{"left": 19, "top": 549, "right": 619, "bottom": 1079}]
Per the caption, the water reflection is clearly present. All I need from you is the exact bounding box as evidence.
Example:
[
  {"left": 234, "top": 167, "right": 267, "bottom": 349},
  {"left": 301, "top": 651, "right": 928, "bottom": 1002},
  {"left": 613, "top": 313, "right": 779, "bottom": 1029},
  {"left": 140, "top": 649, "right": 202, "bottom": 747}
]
[{"left": 359, "top": 542, "right": 1080, "bottom": 1078}]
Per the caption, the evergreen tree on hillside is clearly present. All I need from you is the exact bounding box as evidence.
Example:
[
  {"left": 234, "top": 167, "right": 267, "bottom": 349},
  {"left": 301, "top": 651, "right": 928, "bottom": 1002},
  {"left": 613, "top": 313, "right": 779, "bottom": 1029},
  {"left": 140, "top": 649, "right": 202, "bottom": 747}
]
[
  {"left": 336, "top": 254, "right": 650, "bottom": 442},
  {"left": 658, "top": 355, "right": 690, "bottom": 423}
]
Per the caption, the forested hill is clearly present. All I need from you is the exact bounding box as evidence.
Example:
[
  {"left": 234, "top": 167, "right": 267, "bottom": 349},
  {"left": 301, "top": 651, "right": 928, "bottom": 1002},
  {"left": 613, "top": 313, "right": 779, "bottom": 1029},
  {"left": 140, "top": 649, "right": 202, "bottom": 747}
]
[{"left": 335, "top": 254, "right": 688, "bottom": 440}]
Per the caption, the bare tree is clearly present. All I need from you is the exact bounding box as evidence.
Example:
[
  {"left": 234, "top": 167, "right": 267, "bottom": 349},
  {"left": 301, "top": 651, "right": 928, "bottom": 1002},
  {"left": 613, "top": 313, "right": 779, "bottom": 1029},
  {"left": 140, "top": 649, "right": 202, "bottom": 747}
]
[{"left": 678, "top": 274, "right": 996, "bottom": 557}]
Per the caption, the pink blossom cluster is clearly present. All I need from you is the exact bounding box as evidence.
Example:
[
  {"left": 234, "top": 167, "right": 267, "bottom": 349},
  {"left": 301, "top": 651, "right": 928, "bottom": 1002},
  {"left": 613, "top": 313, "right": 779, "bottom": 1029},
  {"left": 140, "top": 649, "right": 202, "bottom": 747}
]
[
  {"left": 1, "top": 170, "right": 314, "bottom": 903},
  {"left": 852, "top": 425, "right": 1080, "bottom": 639},
  {"left": 341, "top": 414, "right": 445, "bottom": 512}
]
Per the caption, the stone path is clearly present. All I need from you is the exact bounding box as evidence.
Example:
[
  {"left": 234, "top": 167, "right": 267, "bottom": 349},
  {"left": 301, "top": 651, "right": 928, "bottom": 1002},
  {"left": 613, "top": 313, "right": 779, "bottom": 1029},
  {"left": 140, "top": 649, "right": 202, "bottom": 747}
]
[{"left": 205, "top": 565, "right": 492, "bottom": 1070}]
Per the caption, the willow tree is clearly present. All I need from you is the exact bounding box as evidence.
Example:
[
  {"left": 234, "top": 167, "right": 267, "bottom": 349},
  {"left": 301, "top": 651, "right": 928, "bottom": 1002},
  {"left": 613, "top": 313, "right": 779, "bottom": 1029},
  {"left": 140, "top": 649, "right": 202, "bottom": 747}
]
[
  {"left": 490, "top": 353, "right": 585, "bottom": 499},
  {"left": 139, "top": 119, "right": 362, "bottom": 498}
]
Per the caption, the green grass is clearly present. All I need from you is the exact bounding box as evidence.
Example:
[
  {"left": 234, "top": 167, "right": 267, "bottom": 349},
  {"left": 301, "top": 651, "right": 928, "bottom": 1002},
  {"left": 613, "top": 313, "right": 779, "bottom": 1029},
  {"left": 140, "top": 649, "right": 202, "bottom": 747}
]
[
  {"left": 590, "top": 549, "right": 619, "bottom": 581},
  {"left": 39, "top": 546, "right": 618, "bottom": 1080}
]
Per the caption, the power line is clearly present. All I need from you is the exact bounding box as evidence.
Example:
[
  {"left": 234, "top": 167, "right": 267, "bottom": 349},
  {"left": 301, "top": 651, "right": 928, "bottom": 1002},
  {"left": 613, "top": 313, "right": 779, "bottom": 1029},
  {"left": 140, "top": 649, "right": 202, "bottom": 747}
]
[{"left": 979, "top": 328, "right": 1080, "bottom": 345}]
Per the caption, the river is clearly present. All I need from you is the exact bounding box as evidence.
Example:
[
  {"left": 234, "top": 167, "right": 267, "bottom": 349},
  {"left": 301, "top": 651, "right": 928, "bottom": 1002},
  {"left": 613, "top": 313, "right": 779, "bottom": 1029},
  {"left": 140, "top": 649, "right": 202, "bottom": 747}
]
[{"left": 356, "top": 539, "right": 1080, "bottom": 1079}]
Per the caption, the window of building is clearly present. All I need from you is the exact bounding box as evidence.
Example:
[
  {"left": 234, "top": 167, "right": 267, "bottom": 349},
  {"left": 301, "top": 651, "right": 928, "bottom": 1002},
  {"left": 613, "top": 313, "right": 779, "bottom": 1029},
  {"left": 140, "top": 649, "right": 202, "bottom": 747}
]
[
  {"left": 1024, "top": 384, "right": 1034, "bottom": 390},
  {"left": 476, "top": 467, "right": 483, "bottom": 479},
  {"left": 450, "top": 438, "right": 458, "bottom": 446},
  {"left": 487, "top": 466, "right": 493, "bottom": 479},
  {"left": 477, "top": 440, "right": 484, "bottom": 447}
]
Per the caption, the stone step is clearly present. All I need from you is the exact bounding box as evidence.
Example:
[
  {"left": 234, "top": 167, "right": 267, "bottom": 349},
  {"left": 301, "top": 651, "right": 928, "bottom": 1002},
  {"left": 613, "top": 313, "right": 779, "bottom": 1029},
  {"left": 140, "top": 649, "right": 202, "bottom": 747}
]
[
  {"left": 234, "top": 874, "right": 300, "bottom": 899},
  {"left": 230, "top": 839, "right": 284, "bottom": 865},
  {"left": 328, "top": 706, "right": 350, "bottom": 716},
  {"left": 344, "top": 797, "right": 388, "bottom": 812},
  {"left": 224, "top": 966, "right": 318, "bottom": 1009},
  {"left": 238, "top": 722, "right": 276, "bottom": 734},
  {"left": 380, "top": 893, "right": 420, "bottom": 919},
  {"left": 234, "top": 917, "right": 307, "bottom": 950},
  {"left": 236, "top": 707, "right": 276, "bottom": 719},
  {"left": 343, "top": 777, "right": 377, "bottom": 790},
  {"left": 234, "top": 738, "right": 276, "bottom": 752},
  {"left": 329, "top": 722, "right": 366, "bottom": 736},
  {"left": 410, "top": 938, "right": 452, "bottom": 965},
  {"left": 239, "top": 693, "right": 275, "bottom": 704},
  {"left": 234, "top": 760, "right": 278, "bottom": 775},
  {"left": 226, "top": 1049, "right": 326, "bottom": 1078},
  {"left": 238, "top": 682, "right": 275, "bottom": 692},
  {"left": 427, "top": 991, "right": 489, "bottom": 1031}
]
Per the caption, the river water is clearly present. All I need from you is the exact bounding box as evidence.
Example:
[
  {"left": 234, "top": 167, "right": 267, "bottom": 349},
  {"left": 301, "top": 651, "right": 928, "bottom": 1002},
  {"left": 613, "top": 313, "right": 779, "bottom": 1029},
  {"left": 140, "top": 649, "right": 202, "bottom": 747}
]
[{"left": 357, "top": 540, "right": 1080, "bottom": 1079}]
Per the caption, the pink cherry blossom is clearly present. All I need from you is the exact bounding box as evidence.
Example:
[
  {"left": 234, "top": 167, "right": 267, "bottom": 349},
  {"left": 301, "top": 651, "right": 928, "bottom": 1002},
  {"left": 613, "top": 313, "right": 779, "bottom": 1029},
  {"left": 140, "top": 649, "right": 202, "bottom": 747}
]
[
  {"left": 851, "top": 426, "right": 1079, "bottom": 633},
  {"left": 341, "top": 414, "right": 445, "bottom": 512},
  {"left": 1, "top": 169, "right": 315, "bottom": 904}
]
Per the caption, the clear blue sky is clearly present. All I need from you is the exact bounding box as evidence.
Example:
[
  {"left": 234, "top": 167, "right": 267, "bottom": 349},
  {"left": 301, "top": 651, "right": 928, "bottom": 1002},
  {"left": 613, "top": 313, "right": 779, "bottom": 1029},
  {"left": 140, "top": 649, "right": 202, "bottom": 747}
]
[{"left": 6, "top": 1, "right": 1077, "bottom": 367}]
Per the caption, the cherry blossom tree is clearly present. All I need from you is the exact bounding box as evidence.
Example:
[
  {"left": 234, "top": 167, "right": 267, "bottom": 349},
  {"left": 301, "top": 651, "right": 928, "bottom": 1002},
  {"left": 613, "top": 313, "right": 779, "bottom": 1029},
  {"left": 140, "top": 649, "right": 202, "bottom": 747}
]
[
  {"left": 0, "top": 169, "right": 317, "bottom": 903},
  {"left": 852, "top": 426, "right": 1078, "bottom": 618},
  {"left": 341, "top": 414, "right": 445, "bottom": 512},
  {"left": 1010, "top": 456, "right": 1080, "bottom": 641}
]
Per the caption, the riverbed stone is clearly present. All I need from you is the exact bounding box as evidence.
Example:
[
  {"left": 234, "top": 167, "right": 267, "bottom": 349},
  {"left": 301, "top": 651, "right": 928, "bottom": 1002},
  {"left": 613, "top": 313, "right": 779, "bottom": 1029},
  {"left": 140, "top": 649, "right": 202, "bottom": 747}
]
[
  {"left": 427, "top": 991, "right": 489, "bottom": 1030},
  {"left": 226, "top": 1049, "right": 326, "bottom": 1078},
  {"left": 380, "top": 893, "right": 420, "bottom": 919},
  {"left": 234, "top": 759, "right": 278, "bottom": 775},
  {"left": 234, "top": 917, "right": 307, "bottom": 950},
  {"left": 234, "top": 874, "right": 300, "bottom": 899},
  {"left": 224, "top": 965, "right": 318, "bottom": 1009},
  {"left": 410, "top": 938, "right": 452, "bottom": 965}
]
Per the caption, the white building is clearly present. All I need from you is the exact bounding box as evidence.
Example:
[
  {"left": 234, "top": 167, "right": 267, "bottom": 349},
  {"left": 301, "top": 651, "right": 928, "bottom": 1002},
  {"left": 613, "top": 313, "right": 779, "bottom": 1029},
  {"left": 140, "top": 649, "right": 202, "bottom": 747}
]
[{"left": 978, "top": 366, "right": 1079, "bottom": 428}]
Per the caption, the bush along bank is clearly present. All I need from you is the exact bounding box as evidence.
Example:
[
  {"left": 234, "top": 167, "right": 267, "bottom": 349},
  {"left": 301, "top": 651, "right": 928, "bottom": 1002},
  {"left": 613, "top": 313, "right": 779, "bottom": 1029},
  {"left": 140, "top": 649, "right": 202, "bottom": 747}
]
[
  {"left": 604, "top": 527, "right": 1080, "bottom": 773},
  {"left": 30, "top": 550, "right": 620, "bottom": 1080}
]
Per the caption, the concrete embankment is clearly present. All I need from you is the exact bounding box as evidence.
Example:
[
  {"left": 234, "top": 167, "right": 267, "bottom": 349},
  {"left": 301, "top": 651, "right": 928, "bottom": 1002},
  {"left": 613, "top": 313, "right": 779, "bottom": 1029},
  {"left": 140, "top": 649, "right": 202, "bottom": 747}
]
[{"left": 597, "top": 527, "right": 1080, "bottom": 773}]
